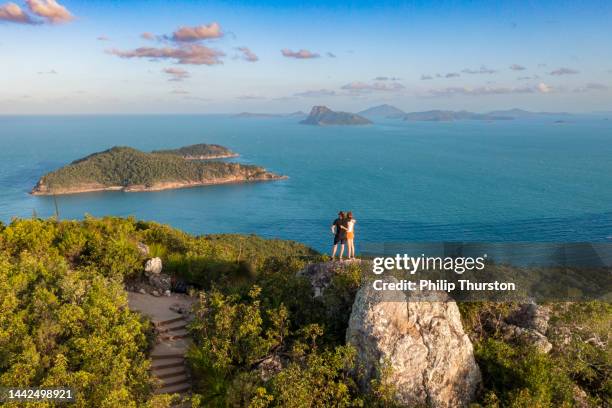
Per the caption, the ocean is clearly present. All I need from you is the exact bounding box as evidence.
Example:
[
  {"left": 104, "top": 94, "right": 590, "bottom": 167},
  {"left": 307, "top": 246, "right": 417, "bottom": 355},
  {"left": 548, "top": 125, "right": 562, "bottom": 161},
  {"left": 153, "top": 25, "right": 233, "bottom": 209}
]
[{"left": 1, "top": 114, "right": 610, "bottom": 252}]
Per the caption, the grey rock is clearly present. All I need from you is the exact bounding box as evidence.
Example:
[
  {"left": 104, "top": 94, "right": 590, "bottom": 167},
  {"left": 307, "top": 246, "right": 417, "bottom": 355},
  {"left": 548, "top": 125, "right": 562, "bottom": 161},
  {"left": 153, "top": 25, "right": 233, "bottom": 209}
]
[
  {"left": 346, "top": 277, "right": 481, "bottom": 407},
  {"left": 507, "top": 303, "right": 550, "bottom": 335},
  {"left": 164, "top": 290, "right": 171, "bottom": 297},
  {"left": 258, "top": 355, "right": 283, "bottom": 382},
  {"left": 137, "top": 242, "right": 150, "bottom": 257},
  {"left": 148, "top": 273, "right": 171, "bottom": 293},
  {"left": 138, "top": 288, "right": 146, "bottom": 295},
  {"left": 144, "top": 257, "right": 163, "bottom": 275},
  {"left": 297, "top": 260, "right": 367, "bottom": 298},
  {"left": 499, "top": 322, "right": 553, "bottom": 354}
]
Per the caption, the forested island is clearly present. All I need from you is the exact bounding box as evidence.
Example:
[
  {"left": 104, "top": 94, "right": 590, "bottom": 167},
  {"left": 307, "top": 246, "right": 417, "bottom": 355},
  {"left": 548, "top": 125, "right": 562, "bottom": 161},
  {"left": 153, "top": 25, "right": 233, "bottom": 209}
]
[
  {"left": 31, "top": 145, "right": 285, "bottom": 195},
  {"left": 152, "top": 143, "right": 239, "bottom": 160}
]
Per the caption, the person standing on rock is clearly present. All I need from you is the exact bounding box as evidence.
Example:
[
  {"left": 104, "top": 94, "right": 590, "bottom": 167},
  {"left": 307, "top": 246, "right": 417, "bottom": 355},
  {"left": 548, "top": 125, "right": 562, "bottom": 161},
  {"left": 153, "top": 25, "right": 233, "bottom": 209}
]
[
  {"left": 342, "top": 211, "right": 357, "bottom": 259},
  {"left": 331, "top": 211, "right": 347, "bottom": 260}
]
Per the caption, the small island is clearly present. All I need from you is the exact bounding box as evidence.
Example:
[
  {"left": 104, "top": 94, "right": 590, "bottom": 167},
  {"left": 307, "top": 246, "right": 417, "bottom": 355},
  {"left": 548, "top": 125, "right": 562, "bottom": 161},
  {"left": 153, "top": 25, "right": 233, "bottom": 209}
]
[
  {"left": 300, "top": 106, "right": 372, "bottom": 126},
  {"left": 32, "top": 145, "right": 285, "bottom": 196},
  {"left": 402, "top": 110, "right": 513, "bottom": 122},
  {"left": 152, "top": 143, "right": 239, "bottom": 160}
]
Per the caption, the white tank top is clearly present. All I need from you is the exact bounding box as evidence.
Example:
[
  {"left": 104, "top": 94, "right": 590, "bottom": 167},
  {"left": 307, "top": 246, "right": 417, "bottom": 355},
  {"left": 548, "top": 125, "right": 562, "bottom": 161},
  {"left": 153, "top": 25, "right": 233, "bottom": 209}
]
[{"left": 347, "top": 219, "right": 355, "bottom": 232}]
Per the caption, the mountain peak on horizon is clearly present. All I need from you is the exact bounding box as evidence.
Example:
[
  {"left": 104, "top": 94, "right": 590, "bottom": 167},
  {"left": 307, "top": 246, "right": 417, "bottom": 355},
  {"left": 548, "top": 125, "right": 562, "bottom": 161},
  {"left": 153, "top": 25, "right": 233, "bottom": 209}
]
[
  {"left": 359, "top": 104, "right": 406, "bottom": 118},
  {"left": 301, "top": 106, "right": 372, "bottom": 126}
]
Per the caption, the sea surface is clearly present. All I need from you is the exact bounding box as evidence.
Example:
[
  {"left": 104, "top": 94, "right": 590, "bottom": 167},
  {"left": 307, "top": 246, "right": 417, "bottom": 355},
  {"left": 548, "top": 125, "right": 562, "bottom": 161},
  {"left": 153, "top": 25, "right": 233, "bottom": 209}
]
[{"left": 1, "top": 114, "right": 611, "bottom": 252}]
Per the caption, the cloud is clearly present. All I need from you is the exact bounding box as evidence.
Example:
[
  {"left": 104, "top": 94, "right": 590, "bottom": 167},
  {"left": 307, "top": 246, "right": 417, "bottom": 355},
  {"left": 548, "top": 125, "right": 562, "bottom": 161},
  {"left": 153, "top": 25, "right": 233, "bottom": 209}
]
[
  {"left": 510, "top": 64, "right": 526, "bottom": 71},
  {"left": 171, "top": 89, "right": 189, "bottom": 95},
  {"left": 326, "top": 52, "right": 336, "bottom": 58},
  {"left": 37, "top": 69, "right": 57, "bottom": 74},
  {"left": 163, "top": 67, "right": 190, "bottom": 81},
  {"left": 141, "top": 32, "right": 155, "bottom": 41},
  {"left": 549, "top": 67, "right": 579, "bottom": 76},
  {"left": 445, "top": 72, "right": 460, "bottom": 78},
  {"left": 97, "top": 35, "right": 110, "bottom": 41},
  {"left": 236, "top": 95, "right": 266, "bottom": 100},
  {"left": 237, "top": 46, "right": 258, "bottom": 62},
  {"left": 573, "top": 83, "right": 608, "bottom": 93},
  {"left": 424, "top": 83, "right": 553, "bottom": 97},
  {"left": 537, "top": 82, "right": 553, "bottom": 93},
  {"left": 108, "top": 44, "right": 225, "bottom": 65},
  {"left": 170, "top": 23, "right": 222, "bottom": 42},
  {"left": 281, "top": 48, "right": 320, "bottom": 59},
  {"left": 462, "top": 65, "right": 497, "bottom": 74},
  {"left": 341, "top": 81, "right": 405, "bottom": 93},
  {"left": 25, "top": 0, "right": 73, "bottom": 23},
  {"left": 374, "top": 76, "right": 400, "bottom": 81},
  {"left": 0, "top": 2, "right": 36, "bottom": 23},
  {"left": 294, "top": 89, "right": 336, "bottom": 97},
  {"left": 420, "top": 75, "right": 433, "bottom": 80}
]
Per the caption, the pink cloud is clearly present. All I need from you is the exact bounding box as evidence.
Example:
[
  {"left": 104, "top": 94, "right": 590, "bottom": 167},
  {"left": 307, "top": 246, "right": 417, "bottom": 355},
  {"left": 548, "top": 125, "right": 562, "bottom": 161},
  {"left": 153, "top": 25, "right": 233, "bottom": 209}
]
[
  {"left": 25, "top": 0, "right": 73, "bottom": 23},
  {"left": 0, "top": 2, "right": 36, "bottom": 24},
  {"left": 281, "top": 48, "right": 320, "bottom": 59},
  {"left": 141, "top": 32, "right": 155, "bottom": 41},
  {"left": 108, "top": 44, "right": 225, "bottom": 65},
  {"left": 163, "top": 67, "right": 190, "bottom": 81},
  {"left": 237, "top": 46, "right": 258, "bottom": 62},
  {"left": 171, "top": 23, "right": 223, "bottom": 42}
]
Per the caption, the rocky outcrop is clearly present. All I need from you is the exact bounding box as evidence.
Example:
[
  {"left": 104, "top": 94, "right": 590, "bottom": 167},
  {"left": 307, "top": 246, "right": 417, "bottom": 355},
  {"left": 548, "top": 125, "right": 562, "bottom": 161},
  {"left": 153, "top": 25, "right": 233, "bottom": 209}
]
[
  {"left": 144, "top": 257, "right": 171, "bottom": 295},
  {"left": 297, "top": 259, "right": 365, "bottom": 297},
  {"left": 346, "top": 277, "right": 481, "bottom": 407},
  {"left": 497, "top": 303, "right": 552, "bottom": 353},
  {"left": 300, "top": 106, "right": 372, "bottom": 126}
]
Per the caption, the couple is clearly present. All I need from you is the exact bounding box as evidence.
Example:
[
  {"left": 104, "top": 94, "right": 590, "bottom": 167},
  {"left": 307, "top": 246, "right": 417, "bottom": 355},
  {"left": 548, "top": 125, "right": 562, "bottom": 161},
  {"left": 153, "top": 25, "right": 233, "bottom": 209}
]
[{"left": 331, "top": 211, "right": 357, "bottom": 261}]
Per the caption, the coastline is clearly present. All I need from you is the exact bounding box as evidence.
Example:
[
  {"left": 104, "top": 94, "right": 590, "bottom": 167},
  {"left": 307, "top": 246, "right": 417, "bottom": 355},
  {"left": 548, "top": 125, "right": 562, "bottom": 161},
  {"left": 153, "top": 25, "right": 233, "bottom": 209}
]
[{"left": 31, "top": 174, "right": 288, "bottom": 196}]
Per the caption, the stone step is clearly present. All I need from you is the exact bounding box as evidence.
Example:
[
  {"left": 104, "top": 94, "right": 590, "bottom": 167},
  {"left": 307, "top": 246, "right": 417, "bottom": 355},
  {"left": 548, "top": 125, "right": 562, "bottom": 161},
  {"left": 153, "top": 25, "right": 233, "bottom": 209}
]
[
  {"left": 151, "top": 358, "right": 184, "bottom": 370},
  {"left": 157, "top": 322, "right": 188, "bottom": 333},
  {"left": 151, "top": 352, "right": 185, "bottom": 360},
  {"left": 155, "top": 316, "right": 186, "bottom": 327},
  {"left": 153, "top": 365, "right": 187, "bottom": 379},
  {"left": 161, "top": 374, "right": 189, "bottom": 387},
  {"left": 156, "top": 382, "right": 191, "bottom": 395},
  {"left": 159, "top": 328, "right": 189, "bottom": 341}
]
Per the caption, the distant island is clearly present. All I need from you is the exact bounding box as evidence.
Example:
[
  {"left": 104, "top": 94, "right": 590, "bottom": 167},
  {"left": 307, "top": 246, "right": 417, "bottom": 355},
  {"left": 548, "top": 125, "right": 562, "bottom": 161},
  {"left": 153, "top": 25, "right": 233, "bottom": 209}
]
[
  {"left": 354, "top": 105, "right": 573, "bottom": 121},
  {"left": 402, "top": 110, "right": 513, "bottom": 121},
  {"left": 152, "top": 143, "right": 238, "bottom": 160},
  {"left": 31, "top": 145, "right": 285, "bottom": 196},
  {"left": 358, "top": 104, "right": 406, "bottom": 118},
  {"left": 300, "top": 106, "right": 372, "bottom": 126}
]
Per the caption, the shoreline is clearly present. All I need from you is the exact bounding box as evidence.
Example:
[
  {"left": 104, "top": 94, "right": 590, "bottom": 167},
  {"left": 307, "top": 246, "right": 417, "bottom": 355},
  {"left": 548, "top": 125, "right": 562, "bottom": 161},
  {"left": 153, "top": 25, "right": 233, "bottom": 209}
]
[{"left": 31, "top": 174, "right": 288, "bottom": 196}]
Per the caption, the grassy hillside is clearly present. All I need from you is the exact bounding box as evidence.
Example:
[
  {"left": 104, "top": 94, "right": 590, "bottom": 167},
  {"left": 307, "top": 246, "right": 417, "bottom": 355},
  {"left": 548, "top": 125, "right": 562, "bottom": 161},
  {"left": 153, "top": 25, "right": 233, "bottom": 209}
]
[
  {"left": 0, "top": 217, "right": 609, "bottom": 407},
  {"left": 32, "top": 146, "right": 281, "bottom": 194}
]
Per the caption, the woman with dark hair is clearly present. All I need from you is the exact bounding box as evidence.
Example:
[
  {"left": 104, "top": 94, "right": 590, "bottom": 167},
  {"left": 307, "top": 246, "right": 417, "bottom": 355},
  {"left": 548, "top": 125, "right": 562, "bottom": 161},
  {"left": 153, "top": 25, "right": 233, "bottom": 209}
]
[{"left": 342, "top": 211, "right": 357, "bottom": 259}]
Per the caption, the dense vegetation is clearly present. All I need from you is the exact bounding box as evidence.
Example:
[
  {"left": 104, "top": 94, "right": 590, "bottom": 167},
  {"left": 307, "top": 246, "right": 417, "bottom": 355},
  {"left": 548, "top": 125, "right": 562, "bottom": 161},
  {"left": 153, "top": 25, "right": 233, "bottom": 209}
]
[
  {"left": 32, "top": 147, "right": 278, "bottom": 194},
  {"left": 152, "top": 143, "right": 238, "bottom": 159},
  {"left": 0, "top": 217, "right": 609, "bottom": 407}
]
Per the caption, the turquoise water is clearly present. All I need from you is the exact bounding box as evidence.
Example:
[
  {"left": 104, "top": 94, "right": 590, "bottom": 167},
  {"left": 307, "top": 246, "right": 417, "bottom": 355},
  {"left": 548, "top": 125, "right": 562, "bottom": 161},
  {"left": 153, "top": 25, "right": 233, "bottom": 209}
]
[{"left": 0, "top": 115, "right": 611, "bottom": 251}]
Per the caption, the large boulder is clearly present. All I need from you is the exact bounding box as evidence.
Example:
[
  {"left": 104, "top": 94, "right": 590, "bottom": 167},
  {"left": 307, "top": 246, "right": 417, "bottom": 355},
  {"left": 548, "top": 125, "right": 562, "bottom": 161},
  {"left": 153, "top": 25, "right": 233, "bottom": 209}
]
[
  {"left": 144, "top": 257, "right": 163, "bottom": 274},
  {"left": 346, "top": 277, "right": 481, "bottom": 408}
]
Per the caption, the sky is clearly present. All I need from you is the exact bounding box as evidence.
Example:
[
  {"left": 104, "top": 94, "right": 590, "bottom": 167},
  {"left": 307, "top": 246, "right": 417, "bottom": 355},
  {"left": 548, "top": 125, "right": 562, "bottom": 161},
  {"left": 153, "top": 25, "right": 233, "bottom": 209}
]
[{"left": 1, "top": 0, "right": 611, "bottom": 114}]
